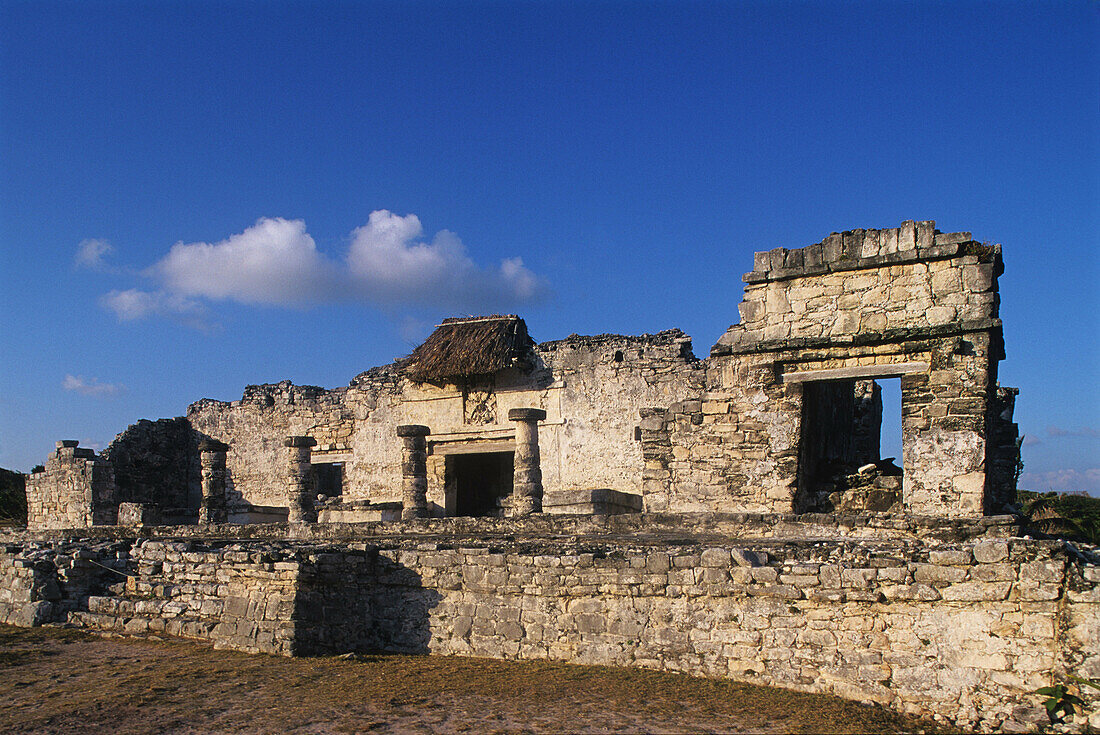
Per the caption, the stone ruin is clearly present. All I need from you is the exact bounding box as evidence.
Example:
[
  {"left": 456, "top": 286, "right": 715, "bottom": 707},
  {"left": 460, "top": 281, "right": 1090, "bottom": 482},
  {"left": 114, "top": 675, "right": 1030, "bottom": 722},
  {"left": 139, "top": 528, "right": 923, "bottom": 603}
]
[
  {"left": 26, "top": 220, "right": 1020, "bottom": 527},
  {"left": 6, "top": 221, "right": 1097, "bottom": 733}
]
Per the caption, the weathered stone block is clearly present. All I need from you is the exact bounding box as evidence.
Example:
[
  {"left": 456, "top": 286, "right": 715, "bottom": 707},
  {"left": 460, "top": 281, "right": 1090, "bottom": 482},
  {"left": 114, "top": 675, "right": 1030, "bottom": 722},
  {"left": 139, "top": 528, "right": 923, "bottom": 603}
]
[
  {"left": 730, "top": 549, "right": 766, "bottom": 568},
  {"left": 930, "top": 549, "right": 971, "bottom": 566},
  {"left": 700, "top": 548, "right": 730, "bottom": 567},
  {"left": 940, "top": 581, "right": 1012, "bottom": 602},
  {"left": 973, "top": 540, "right": 1009, "bottom": 564}
]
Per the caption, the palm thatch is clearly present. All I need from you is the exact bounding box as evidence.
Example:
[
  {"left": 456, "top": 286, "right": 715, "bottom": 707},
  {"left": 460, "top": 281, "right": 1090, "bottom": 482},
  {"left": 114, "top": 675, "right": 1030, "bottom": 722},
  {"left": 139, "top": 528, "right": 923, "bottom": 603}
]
[{"left": 405, "top": 315, "right": 535, "bottom": 383}]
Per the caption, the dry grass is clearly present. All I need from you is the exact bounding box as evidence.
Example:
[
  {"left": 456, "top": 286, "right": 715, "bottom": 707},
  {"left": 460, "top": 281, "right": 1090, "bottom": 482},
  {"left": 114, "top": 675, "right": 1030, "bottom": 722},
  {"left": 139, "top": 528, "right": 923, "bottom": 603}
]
[{"left": 0, "top": 625, "right": 959, "bottom": 734}]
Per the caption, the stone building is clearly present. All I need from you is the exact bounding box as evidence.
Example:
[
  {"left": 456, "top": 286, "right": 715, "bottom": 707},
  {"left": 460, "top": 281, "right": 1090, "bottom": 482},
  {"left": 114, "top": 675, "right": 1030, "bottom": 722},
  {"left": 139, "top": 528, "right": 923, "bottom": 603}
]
[
  {"left": 26, "top": 220, "right": 1020, "bottom": 529},
  {"left": 15, "top": 222, "right": 1099, "bottom": 734}
]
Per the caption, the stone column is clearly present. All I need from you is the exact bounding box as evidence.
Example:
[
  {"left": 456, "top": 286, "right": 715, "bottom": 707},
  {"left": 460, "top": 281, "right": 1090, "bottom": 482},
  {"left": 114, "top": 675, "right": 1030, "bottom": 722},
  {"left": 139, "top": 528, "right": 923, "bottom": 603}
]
[
  {"left": 198, "top": 439, "right": 229, "bottom": 525},
  {"left": 508, "top": 408, "right": 546, "bottom": 516},
  {"left": 284, "top": 436, "right": 317, "bottom": 523},
  {"left": 397, "top": 425, "right": 431, "bottom": 520}
]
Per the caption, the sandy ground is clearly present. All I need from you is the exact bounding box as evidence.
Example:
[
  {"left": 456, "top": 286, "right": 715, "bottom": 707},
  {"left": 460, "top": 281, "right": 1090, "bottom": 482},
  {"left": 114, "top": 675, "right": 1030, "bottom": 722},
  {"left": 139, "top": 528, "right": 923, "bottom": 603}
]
[{"left": 0, "top": 625, "right": 951, "bottom": 734}]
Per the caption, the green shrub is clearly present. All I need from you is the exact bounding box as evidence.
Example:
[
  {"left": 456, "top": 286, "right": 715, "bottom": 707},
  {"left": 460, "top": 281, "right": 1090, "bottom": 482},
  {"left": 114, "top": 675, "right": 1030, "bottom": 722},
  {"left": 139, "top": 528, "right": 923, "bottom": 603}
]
[{"left": 1018, "top": 490, "right": 1100, "bottom": 545}]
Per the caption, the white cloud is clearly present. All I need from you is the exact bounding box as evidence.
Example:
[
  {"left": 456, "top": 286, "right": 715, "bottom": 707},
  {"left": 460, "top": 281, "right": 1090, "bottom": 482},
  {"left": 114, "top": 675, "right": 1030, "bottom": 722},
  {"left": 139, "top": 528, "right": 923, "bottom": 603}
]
[
  {"left": 75, "top": 238, "right": 113, "bottom": 270},
  {"left": 100, "top": 289, "right": 211, "bottom": 330},
  {"left": 1019, "top": 468, "right": 1100, "bottom": 494},
  {"left": 346, "top": 210, "right": 545, "bottom": 308},
  {"left": 62, "top": 374, "right": 124, "bottom": 398},
  {"left": 95, "top": 212, "right": 548, "bottom": 327},
  {"left": 154, "top": 217, "right": 335, "bottom": 305}
]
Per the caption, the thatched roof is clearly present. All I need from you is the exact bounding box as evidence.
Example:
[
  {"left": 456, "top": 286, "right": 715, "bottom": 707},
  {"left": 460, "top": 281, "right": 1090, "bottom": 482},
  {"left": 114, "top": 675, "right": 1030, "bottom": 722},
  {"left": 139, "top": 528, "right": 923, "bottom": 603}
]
[{"left": 405, "top": 315, "right": 536, "bottom": 383}]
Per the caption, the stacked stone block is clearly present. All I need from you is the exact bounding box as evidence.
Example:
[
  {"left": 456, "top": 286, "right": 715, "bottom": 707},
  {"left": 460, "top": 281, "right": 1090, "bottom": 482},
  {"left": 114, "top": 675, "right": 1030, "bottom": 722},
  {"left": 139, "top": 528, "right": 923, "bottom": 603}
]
[
  {"left": 397, "top": 425, "right": 430, "bottom": 520},
  {"left": 69, "top": 540, "right": 300, "bottom": 654},
  {"left": 508, "top": 408, "right": 546, "bottom": 515},
  {"left": 0, "top": 539, "right": 130, "bottom": 626},
  {"left": 5, "top": 527, "right": 1091, "bottom": 733},
  {"left": 102, "top": 417, "right": 200, "bottom": 512},
  {"left": 198, "top": 439, "right": 229, "bottom": 524},
  {"left": 284, "top": 436, "right": 317, "bottom": 523},
  {"left": 652, "top": 220, "right": 1016, "bottom": 518},
  {"left": 987, "top": 386, "right": 1023, "bottom": 513},
  {"left": 26, "top": 441, "right": 117, "bottom": 530},
  {"left": 643, "top": 353, "right": 803, "bottom": 513}
]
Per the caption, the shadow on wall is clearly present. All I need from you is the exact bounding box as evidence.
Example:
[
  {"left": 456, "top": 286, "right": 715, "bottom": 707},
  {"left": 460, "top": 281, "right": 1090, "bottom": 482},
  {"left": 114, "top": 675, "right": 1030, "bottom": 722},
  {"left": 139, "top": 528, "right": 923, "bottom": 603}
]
[
  {"left": 103, "top": 419, "right": 278, "bottom": 521},
  {"left": 103, "top": 418, "right": 216, "bottom": 516},
  {"left": 291, "top": 549, "right": 442, "bottom": 656}
]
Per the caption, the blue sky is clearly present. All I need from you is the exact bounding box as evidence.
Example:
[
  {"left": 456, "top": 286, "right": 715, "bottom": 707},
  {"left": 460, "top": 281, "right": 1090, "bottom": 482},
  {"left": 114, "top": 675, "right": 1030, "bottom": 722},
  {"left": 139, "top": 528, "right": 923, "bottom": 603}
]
[{"left": 1, "top": 1, "right": 1097, "bottom": 494}]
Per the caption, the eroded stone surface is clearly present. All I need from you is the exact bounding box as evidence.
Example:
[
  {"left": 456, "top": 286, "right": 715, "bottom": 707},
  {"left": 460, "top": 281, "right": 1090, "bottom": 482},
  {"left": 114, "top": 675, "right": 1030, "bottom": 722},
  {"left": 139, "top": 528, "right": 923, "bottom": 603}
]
[{"left": 0, "top": 524, "right": 1095, "bottom": 733}]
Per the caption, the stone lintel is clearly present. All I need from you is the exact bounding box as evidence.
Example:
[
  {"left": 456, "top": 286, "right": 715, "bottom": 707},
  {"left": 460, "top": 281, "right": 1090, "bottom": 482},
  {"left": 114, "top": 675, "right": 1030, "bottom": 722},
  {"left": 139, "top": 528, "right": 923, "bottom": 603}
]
[
  {"left": 429, "top": 438, "right": 516, "bottom": 456},
  {"left": 57, "top": 440, "right": 79, "bottom": 449},
  {"left": 396, "top": 424, "right": 431, "bottom": 438},
  {"left": 198, "top": 439, "right": 230, "bottom": 453},
  {"left": 311, "top": 451, "right": 353, "bottom": 463},
  {"left": 712, "top": 318, "right": 1002, "bottom": 357},
  {"left": 508, "top": 408, "right": 547, "bottom": 422},
  {"left": 284, "top": 436, "right": 317, "bottom": 448},
  {"left": 781, "top": 362, "right": 930, "bottom": 384}
]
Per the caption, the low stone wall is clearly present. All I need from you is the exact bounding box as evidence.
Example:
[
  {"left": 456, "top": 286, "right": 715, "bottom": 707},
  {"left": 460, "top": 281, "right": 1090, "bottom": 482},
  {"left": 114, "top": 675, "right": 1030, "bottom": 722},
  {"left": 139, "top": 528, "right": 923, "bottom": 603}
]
[
  {"left": 0, "top": 539, "right": 129, "bottom": 626},
  {"left": 71, "top": 540, "right": 300, "bottom": 655},
  {"left": 366, "top": 538, "right": 1097, "bottom": 732},
  {"left": 1, "top": 510, "right": 1023, "bottom": 546},
  {"left": 1, "top": 520, "right": 1096, "bottom": 732}
]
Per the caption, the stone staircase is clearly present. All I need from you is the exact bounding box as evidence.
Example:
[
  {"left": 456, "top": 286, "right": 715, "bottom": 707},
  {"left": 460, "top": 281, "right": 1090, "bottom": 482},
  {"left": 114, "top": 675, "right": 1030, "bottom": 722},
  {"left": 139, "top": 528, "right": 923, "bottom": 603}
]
[{"left": 69, "top": 570, "right": 223, "bottom": 641}]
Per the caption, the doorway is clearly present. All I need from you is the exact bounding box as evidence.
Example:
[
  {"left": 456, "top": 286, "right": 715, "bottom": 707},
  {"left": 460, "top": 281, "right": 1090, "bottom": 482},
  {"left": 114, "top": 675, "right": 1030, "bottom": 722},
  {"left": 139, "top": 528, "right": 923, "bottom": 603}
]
[{"left": 448, "top": 452, "right": 514, "bottom": 517}]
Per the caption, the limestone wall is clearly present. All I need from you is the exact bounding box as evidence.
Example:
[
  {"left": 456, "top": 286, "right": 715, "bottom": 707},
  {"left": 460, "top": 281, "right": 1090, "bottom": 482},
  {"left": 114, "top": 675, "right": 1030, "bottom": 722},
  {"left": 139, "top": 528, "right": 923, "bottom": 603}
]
[
  {"left": 188, "top": 382, "right": 353, "bottom": 509},
  {"left": 2, "top": 525, "right": 1095, "bottom": 733},
  {"left": 645, "top": 221, "right": 1012, "bottom": 518},
  {"left": 641, "top": 353, "right": 799, "bottom": 513},
  {"left": 370, "top": 538, "right": 1097, "bottom": 732},
  {"left": 186, "top": 331, "right": 702, "bottom": 513},
  {"left": 535, "top": 331, "right": 703, "bottom": 498},
  {"left": 0, "top": 539, "right": 128, "bottom": 625},
  {"left": 724, "top": 224, "right": 998, "bottom": 346},
  {"left": 26, "top": 442, "right": 117, "bottom": 530},
  {"left": 73, "top": 540, "right": 301, "bottom": 654},
  {"left": 102, "top": 418, "right": 201, "bottom": 512}
]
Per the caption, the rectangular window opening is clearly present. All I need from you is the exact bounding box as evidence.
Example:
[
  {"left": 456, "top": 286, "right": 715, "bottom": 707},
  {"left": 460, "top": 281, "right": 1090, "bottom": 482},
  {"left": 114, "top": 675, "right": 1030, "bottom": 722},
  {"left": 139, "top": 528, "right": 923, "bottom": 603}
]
[
  {"left": 313, "top": 462, "right": 344, "bottom": 498},
  {"left": 796, "top": 378, "right": 902, "bottom": 513}
]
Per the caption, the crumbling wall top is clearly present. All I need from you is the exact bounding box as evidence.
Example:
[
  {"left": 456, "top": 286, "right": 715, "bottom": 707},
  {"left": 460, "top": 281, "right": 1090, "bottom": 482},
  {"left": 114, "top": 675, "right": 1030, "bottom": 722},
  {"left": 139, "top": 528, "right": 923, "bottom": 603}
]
[
  {"left": 538, "top": 329, "right": 696, "bottom": 363},
  {"left": 743, "top": 220, "right": 1001, "bottom": 285},
  {"left": 714, "top": 220, "right": 1006, "bottom": 358},
  {"left": 539, "top": 328, "right": 691, "bottom": 351},
  {"left": 187, "top": 380, "right": 346, "bottom": 414}
]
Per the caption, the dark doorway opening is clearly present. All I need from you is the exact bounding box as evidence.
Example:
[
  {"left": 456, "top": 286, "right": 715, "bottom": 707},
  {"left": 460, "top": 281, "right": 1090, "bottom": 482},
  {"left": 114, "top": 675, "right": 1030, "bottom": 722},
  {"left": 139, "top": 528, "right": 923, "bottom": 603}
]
[
  {"left": 796, "top": 378, "right": 901, "bottom": 513},
  {"left": 449, "top": 452, "right": 514, "bottom": 517},
  {"left": 313, "top": 462, "right": 344, "bottom": 497}
]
